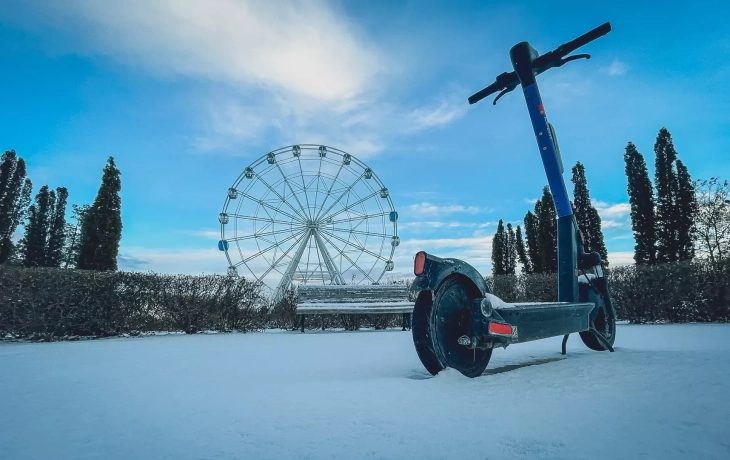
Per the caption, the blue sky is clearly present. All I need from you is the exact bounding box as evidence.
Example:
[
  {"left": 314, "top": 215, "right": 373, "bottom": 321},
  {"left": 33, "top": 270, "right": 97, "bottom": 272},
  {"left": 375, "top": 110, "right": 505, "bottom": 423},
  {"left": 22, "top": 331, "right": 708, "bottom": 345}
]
[{"left": 1, "top": 0, "right": 728, "bottom": 284}]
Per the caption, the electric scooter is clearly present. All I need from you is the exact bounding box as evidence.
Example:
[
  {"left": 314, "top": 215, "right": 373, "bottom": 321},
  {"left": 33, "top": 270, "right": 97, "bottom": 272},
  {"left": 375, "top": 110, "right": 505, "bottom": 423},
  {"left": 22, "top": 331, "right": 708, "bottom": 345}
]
[{"left": 410, "top": 22, "right": 617, "bottom": 378}]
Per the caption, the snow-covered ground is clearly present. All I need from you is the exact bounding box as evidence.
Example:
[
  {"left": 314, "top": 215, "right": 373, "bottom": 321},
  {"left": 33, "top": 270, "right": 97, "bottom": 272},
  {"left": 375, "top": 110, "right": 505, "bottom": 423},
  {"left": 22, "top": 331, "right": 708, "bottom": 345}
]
[{"left": 2, "top": 324, "right": 729, "bottom": 460}]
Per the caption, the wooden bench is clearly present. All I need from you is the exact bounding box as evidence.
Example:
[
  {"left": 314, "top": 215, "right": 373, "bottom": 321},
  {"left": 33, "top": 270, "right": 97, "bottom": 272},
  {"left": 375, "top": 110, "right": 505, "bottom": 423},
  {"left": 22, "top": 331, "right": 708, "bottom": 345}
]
[{"left": 296, "top": 284, "right": 415, "bottom": 332}]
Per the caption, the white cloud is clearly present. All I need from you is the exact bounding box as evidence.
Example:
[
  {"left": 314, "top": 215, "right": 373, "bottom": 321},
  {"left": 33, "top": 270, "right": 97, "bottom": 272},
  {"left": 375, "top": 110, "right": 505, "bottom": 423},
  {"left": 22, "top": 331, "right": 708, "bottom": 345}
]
[
  {"left": 407, "top": 202, "right": 483, "bottom": 216},
  {"left": 177, "top": 229, "right": 221, "bottom": 240},
  {"left": 611, "top": 234, "right": 634, "bottom": 240},
  {"left": 607, "top": 251, "right": 635, "bottom": 266},
  {"left": 593, "top": 201, "right": 630, "bottom": 218},
  {"left": 600, "top": 220, "right": 624, "bottom": 229},
  {"left": 118, "top": 247, "right": 226, "bottom": 275},
  {"left": 604, "top": 59, "right": 628, "bottom": 76},
  {"left": 32, "top": 0, "right": 384, "bottom": 102},
  {"left": 404, "top": 99, "right": 468, "bottom": 133},
  {"left": 12, "top": 0, "right": 467, "bottom": 157}
]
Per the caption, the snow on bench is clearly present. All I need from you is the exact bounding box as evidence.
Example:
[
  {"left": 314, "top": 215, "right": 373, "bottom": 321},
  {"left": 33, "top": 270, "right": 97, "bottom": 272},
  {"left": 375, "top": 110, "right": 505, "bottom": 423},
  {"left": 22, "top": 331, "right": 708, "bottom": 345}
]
[{"left": 296, "top": 284, "right": 414, "bottom": 332}]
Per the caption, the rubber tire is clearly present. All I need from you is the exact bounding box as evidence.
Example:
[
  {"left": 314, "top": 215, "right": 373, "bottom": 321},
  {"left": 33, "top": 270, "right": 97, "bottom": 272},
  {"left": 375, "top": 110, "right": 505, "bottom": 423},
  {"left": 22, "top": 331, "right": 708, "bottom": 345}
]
[
  {"left": 411, "top": 290, "right": 444, "bottom": 376},
  {"left": 579, "top": 286, "right": 616, "bottom": 351},
  {"left": 431, "top": 275, "right": 492, "bottom": 378}
]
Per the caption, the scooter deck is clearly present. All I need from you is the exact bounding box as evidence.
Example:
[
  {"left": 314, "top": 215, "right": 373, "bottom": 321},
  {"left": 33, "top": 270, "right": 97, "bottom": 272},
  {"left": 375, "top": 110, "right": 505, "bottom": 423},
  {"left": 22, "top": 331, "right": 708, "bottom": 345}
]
[{"left": 493, "top": 302, "right": 594, "bottom": 344}]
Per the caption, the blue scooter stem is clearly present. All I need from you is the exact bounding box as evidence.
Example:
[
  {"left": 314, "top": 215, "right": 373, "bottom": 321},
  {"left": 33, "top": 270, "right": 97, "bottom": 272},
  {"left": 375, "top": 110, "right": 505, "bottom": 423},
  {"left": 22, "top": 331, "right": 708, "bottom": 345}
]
[{"left": 510, "top": 42, "right": 579, "bottom": 303}]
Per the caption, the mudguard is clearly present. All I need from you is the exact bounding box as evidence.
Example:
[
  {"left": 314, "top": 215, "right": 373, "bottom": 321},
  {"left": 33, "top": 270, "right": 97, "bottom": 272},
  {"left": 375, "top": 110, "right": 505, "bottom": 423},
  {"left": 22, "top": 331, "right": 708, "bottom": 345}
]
[{"left": 410, "top": 252, "right": 490, "bottom": 297}]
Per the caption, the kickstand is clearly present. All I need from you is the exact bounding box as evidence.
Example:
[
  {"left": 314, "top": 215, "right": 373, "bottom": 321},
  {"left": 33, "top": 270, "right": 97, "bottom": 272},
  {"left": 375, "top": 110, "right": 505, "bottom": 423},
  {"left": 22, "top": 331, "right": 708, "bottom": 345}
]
[
  {"left": 589, "top": 327, "right": 615, "bottom": 352},
  {"left": 561, "top": 334, "right": 569, "bottom": 355}
]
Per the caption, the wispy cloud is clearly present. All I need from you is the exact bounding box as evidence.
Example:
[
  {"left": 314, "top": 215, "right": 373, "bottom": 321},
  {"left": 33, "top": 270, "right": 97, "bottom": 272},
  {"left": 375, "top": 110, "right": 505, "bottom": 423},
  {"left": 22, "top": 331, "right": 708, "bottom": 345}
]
[
  {"left": 600, "top": 219, "right": 624, "bottom": 229},
  {"left": 603, "top": 59, "right": 628, "bottom": 76},
  {"left": 611, "top": 234, "right": 634, "bottom": 240},
  {"left": 407, "top": 202, "right": 484, "bottom": 216},
  {"left": 117, "top": 247, "right": 226, "bottom": 275},
  {"left": 607, "top": 251, "right": 635, "bottom": 266},
  {"left": 404, "top": 99, "right": 468, "bottom": 133},
  {"left": 28, "top": 0, "right": 384, "bottom": 102},
  {"left": 13, "top": 0, "right": 469, "bottom": 157},
  {"left": 177, "top": 229, "right": 221, "bottom": 240},
  {"left": 593, "top": 201, "right": 630, "bottom": 218}
]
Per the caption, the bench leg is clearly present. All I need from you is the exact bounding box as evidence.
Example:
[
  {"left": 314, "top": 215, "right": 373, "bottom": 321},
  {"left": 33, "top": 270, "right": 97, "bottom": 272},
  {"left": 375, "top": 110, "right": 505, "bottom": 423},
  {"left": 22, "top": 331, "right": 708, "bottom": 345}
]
[{"left": 300, "top": 315, "right": 305, "bottom": 333}]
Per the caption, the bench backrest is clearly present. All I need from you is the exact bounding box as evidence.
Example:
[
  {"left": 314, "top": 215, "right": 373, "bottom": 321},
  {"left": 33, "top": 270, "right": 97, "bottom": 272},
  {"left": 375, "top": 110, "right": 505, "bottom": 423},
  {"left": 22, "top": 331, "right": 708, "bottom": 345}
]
[{"left": 297, "top": 284, "right": 410, "bottom": 304}]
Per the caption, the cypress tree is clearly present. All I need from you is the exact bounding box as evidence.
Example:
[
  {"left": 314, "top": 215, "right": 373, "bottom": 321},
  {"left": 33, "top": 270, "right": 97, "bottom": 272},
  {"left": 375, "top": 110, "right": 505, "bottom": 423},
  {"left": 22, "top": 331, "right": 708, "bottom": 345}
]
[
  {"left": 63, "top": 203, "right": 90, "bottom": 268},
  {"left": 587, "top": 207, "right": 609, "bottom": 266},
  {"left": 77, "top": 157, "right": 123, "bottom": 271},
  {"left": 654, "top": 128, "right": 678, "bottom": 262},
  {"left": 505, "top": 222, "right": 517, "bottom": 275},
  {"left": 524, "top": 210, "right": 541, "bottom": 273},
  {"left": 624, "top": 142, "right": 656, "bottom": 265},
  {"left": 570, "top": 162, "right": 609, "bottom": 266},
  {"left": 22, "top": 185, "right": 53, "bottom": 267},
  {"left": 515, "top": 224, "right": 532, "bottom": 274},
  {"left": 537, "top": 186, "right": 558, "bottom": 272},
  {"left": 491, "top": 219, "right": 506, "bottom": 275},
  {"left": 0, "top": 151, "right": 32, "bottom": 264},
  {"left": 46, "top": 187, "right": 69, "bottom": 267},
  {"left": 675, "top": 159, "right": 698, "bottom": 261}
]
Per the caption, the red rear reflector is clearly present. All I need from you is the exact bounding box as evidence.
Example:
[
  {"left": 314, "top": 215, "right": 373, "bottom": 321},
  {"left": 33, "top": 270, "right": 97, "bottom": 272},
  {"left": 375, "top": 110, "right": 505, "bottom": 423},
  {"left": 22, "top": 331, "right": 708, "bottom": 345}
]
[
  {"left": 414, "top": 251, "right": 426, "bottom": 276},
  {"left": 489, "top": 322, "right": 513, "bottom": 336}
]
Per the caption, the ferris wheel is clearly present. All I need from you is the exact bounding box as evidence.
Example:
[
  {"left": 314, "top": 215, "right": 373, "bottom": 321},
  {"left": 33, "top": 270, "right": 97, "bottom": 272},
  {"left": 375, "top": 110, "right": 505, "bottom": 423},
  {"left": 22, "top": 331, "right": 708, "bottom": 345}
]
[{"left": 218, "top": 144, "right": 400, "bottom": 301}]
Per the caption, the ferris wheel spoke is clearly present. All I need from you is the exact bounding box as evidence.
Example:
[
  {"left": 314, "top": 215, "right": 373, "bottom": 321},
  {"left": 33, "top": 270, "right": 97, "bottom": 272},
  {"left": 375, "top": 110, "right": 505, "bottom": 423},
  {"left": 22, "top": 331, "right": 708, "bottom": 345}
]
[
  {"left": 316, "top": 230, "right": 376, "bottom": 283},
  {"left": 316, "top": 173, "right": 365, "bottom": 222},
  {"left": 258, "top": 229, "right": 310, "bottom": 281},
  {"left": 227, "top": 226, "right": 306, "bottom": 242},
  {"left": 296, "top": 157, "right": 314, "bottom": 220},
  {"left": 229, "top": 213, "right": 304, "bottom": 228},
  {"left": 328, "top": 211, "right": 389, "bottom": 226},
  {"left": 242, "top": 229, "right": 307, "bottom": 264},
  {"left": 252, "top": 173, "right": 309, "bottom": 222},
  {"left": 314, "top": 160, "right": 347, "bottom": 221},
  {"left": 239, "top": 191, "right": 303, "bottom": 223},
  {"left": 319, "top": 190, "right": 379, "bottom": 223},
  {"left": 273, "top": 162, "right": 311, "bottom": 222},
  {"left": 327, "top": 227, "right": 389, "bottom": 239},
  {"left": 319, "top": 228, "right": 388, "bottom": 263}
]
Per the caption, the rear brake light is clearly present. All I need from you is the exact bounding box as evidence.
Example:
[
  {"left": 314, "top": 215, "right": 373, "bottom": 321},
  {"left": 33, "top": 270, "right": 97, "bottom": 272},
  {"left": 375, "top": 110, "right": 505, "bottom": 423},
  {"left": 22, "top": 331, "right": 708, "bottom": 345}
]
[
  {"left": 489, "top": 322, "right": 513, "bottom": 336},
  {"left": 414, "top": 251, "right": 427, "bottom": 276}
]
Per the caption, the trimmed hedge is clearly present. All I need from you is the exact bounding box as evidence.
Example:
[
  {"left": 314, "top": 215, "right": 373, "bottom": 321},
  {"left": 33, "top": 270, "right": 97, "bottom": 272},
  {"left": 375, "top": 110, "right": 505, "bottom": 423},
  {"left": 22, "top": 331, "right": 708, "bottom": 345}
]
[
  {"left": 2, "top": 259, "right": 728, "bottom": 340},
  {"left": 487, "top": 259, "right": 730, "bottom": 324},
  {"left": 0, "top": 266, "right": 269, "bottom": 340}
]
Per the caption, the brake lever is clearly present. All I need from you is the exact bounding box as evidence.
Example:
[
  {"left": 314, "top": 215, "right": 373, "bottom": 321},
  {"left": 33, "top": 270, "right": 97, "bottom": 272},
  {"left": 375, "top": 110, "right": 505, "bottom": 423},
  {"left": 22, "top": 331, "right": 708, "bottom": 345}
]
[
  {"left": 492, "top": 88, "right": 510, "bottom": 105},
  {"left": 492, "top": 82, "right": 519, "bottom": 105},
  {"left": 554, "top": 53, "right": 591, "bottom": 67}
]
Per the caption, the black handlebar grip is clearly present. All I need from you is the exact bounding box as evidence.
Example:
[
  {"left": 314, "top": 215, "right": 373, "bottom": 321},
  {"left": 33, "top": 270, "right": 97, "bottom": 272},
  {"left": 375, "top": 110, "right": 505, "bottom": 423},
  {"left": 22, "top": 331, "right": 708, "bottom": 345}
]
[
  {"left": 556, "top": 22, "right": 611, "bottom": 56},
  {"left": 468, "top": 71, "right": 518, "bottom": 104},
  {"left": 468, "top": 84, "right": 499, "bottom": 105}
]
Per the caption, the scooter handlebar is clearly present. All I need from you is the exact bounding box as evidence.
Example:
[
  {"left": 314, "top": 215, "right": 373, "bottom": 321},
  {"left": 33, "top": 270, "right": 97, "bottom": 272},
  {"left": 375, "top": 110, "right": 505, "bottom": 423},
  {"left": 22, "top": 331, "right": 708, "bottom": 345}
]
[
  {"left": 467, "top": 71, "right": 517, "bottom": 105},
  {"left": 468, "top": 22, "right": 611, "bottom": 105}
]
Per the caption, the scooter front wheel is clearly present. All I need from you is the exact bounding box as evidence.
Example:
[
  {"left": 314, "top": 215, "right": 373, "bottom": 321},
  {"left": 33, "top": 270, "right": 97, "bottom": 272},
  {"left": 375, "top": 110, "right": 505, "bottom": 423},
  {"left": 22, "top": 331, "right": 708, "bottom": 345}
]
[{"left": 579, "top": 281, "right": 616, "bottom": 351}]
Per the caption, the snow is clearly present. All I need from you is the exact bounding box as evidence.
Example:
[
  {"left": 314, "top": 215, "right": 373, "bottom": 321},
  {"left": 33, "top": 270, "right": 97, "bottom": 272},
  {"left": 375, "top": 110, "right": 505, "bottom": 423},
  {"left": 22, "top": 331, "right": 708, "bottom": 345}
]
[
  {"left": 485, "top": 291, "right": 517, "bottom": 309},
  {"left": 298, "top": 300, "right": 415, "bottom": 308},
  {"left": 578, "top": 273, "right": 597, "bottom": 284},
  {"left": 2, "top": 324, "right": 730, "bottom": 459}
]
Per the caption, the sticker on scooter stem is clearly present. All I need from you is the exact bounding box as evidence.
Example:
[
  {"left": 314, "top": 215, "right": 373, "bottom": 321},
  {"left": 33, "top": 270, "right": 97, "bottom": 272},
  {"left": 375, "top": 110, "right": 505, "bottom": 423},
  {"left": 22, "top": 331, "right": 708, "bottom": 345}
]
[{"left": 538, "top": 103, "right": 545, "bottom": 115}]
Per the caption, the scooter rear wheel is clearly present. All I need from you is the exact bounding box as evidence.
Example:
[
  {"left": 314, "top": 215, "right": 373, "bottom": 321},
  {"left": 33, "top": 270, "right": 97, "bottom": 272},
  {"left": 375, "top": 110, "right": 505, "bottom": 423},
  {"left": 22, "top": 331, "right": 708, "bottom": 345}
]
[
  {"left": 411, "top": 290, "right": 444, "bottom": 376},
  {"left": 430, "top": 275, "right": 492, "bottom": 378}
]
